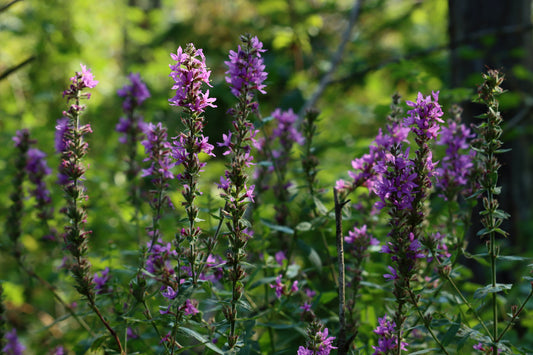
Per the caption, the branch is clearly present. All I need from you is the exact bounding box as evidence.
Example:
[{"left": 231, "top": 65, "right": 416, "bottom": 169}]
[
  {"left": 331, "top": 23, "right": 533, "bottom": 88},
  {"left": 0, "top": 0, "right": 22, "bottom": 13},
  {"left": 298, "top": 0, "right": 364, "bottom": 121},
  {"left": 0, "top": 56, "right": 35, "bottom": 81}
]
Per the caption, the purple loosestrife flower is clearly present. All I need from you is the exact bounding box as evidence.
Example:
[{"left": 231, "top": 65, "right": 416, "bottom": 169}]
[
  {"left": 58, "top": 64, "right": 98, "bottom": 306},
  {"left": 225, "top": 34, "right": 267, "bottom": 98},
  {"left": 345, "top": 225, "right": 379, "bottom": 259},
  {"left": 270, "top": 274, "right": 284, "bottom": 298},
  {"left": 405, "top": 91, "right": 444, "bottom": 141},
  {"left": 117, "top": 72, "right": 150, "bottom": 113},
  {"left": 3, "top": 329, "right": 25, "bottom": 355},
  {"left": 256, "top": 108, "right": 303, "bottom": 227},
  {"left": 94, "top": 267, "right": 111, "bottom": 294},
  {"left": 141, "top": 122, "right": 175, "bottom": 202},
  {"left": 372, "top": 315, "right": 408, "bottom": 354},
  {"left": 26, "top": 148, "right": 54, "bottom": 224},
  {"left": 181, "top": 299, "right": 199, "bottom": 316},
  {"left": 219, "top": 34, "right": 268, "bottom": 349},
  {"left": 337, "top": 122, "right": 410, "bottom": 197},
  {"left": 145, "top": 237, "right": 178, "bottom": 283},
  {"left": 9, "top": 130, "right": 55, "bottom": 245},
  {"left": 298, "top": 321, "right": 337, "bottom": 355},
  {"left": 116, "top": 73, "right": 150, "bottom": 210},
  {"left": 436, "top": 116, "right": 477, "bottom": 199},
  {"left": 169, "top": 44, "right": 216, "bottom": 113},
  {"left": 169, "top": 43, "right": 217, "bottom": 285},
  {"left": 269, "top": 274, "right": 298, "bottom": 299},
  {"left": 8, "top": 130, "right": 32, "bottom": 254}
]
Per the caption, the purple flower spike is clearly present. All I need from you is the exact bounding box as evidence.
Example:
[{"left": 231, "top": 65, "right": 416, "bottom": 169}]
[
  {"left": 372, "top": 315, "right": 408, "bottom": 354},
  {"left": 3, "top": 329, "right": 26, "bottom": 355},
  {"left": 298, "top": 323, "right": 337, "bottom": 355},
  {"left": 169, "top": 44, "right": 216, "bottom": 113},
  {"left": 225, "top": 35, "right": 267, "bottom": 98},
  {"left": 405, "top": 91, "right": 444, "bottom": 140},
  {"left": 117, "top": 72, "right": 150, "bottom": 112}
]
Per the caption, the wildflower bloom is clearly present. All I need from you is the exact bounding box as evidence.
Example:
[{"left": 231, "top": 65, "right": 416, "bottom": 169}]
[
  {"left": 168, "top": 43, "right": 217, "bottom": 285},
  {"left": 405, "top": 91, "right": 444, "bottom": 140},
  {"left": 219, "top": 34, "right": 268, "bottom": 349},
  {"left": 58, "top": 64, "right": 97, "bottom": 306},
  {"left": 3, "top": 329, "right": 26, "bottom": 355},
  {"left": 255, "top": 108, "right": 303, "bottom": 226},
  {"left": 93, "top": 267, "right": 111, "bottom": 294},
  {"left": 9, "top": 130, "right": 55, "bottom": 243},
  {"left": 145, "top": 238, "right": 178, "bottom": 283},
  {"left": 344, "top": 224, "right": 379, "bottom": 257},
  {"left": 117, "top": 72, "right": 151, "bottom": 113},
  {"left": 298, "top": 321, "right": 337, "bottom": 355},
  {"left": 372, "top": 315, "right": 408, "bottom": 354},
  {"left": 225, "top": 34, "right": 267, "bottom": 98},
  {"left": 270, "top": 274, "right": 285, "bottom": 298},
  {"left": 169, "top": 44, "right": 216, "bottom": 113},
  {"left": 436, "top": 115, "right": 477, "bottom": 199},
  {"left": 141, "top": 123, "right": 175, "bottom": 191},
  {"left": 181, "top": 299, "right": 199, "bottom": 315}
]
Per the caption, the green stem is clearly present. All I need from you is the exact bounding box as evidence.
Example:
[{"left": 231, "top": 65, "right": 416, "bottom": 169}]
[
  {"left": 408, "top": 289, "right": 450, "bottom": 355},
  {"left": 496, "top": 288, "right": 533, "bottom": 342}
]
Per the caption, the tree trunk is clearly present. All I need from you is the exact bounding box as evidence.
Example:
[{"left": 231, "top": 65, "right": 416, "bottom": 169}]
[{"left": 448, "top": 0, "right": 533, "bottom": 276}]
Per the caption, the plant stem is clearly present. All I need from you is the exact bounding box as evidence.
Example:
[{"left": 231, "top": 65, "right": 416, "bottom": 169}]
[{"left": 334, "top": 189, "right": 349, "bottom": 354}]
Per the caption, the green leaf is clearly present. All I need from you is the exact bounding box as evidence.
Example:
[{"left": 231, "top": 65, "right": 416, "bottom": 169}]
[
  {"left": 463, "top": 251, "right": 490, "bottom": 267},
  {"left": 295, "top": 221, "right": 312, "bottom": 231},
  {"left": 440, "top": 314, "right": 461, "bottom": 346},
  {"left": 179, "top": 327, "right": 224, "bottom": 354},
  {"left": 474, "top": 283, "right": 513, "bottom": 299},
  {"left": 313, "top": 196, "right": 328, "bottom": 216},
  {"left": 497, "top": 255, "right": 530, "bottom": 262},
  {"left": 409, "top": 349, "right": 441, "bottom": 355},
  {"left": 260, "top": 219, "right": 294, "bottom": 235},
  {"left": 297, "top": 239, "right": 322, "bottom": 271},
  {"left": 286, "top": 263, "right": 301, "bottom": 278},
  {"left": 318, "top": 291, "right": 338, "bottom": 304}
]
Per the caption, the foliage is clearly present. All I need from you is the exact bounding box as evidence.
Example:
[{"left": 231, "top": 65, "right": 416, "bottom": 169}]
[{"left": 1, "top": 1, "right": 533, "bottom": 355}]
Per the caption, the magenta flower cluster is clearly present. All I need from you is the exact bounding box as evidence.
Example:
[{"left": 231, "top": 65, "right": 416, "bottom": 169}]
[
  {"left": 436, "top": 118, "right": 476, "bottom": 197},
  {"left": 270, "top": 274, "right": 298, "bottom": 299},
  {"left": 141, "top": 122, "right": 175, "bottom": 184},
  {"left": 404, "top": 91, "right": 444, "bottom": 140},
  {"left": 2, "top": 329, "right": 25, "bottom": 355},
  {"left": 62, "top": 64, "right": 98, "bottom": 100},
  {"left": 225, "top": 35, "right": 267, "bottom": 98},
  {"left": 169, "top": 44, "right": 216, "bottom": 113},
  {"left": 117, "top": 72, "right": 151, "bottom": 113},
  {"left": 372, "top": 315, "right": 408, "bottom": 354},
  {"left": 297, "top": 326, "right": 337, "bottom": 355},
  {"left": 116, "top": 73, "right": 150, "bottom": 144},
  {"left": 13, "top": 130, "right": 53, "bottom": 224}
]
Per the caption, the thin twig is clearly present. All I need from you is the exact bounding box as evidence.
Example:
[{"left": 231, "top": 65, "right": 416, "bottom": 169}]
[
  {"left": 0, "top": 56, "right": 35, "bottom": 81},
  {"left": 332, "top": 23, "right": 533, "bottom": 88},
  {"left": 298, "top": 0, "right": 364, "bottom": 121},
  {"left": 334, "top": 189, "right": 350, "bottom": 354},
  {"left": 0, "top": 0, "right": 22, "bottom": 13}
]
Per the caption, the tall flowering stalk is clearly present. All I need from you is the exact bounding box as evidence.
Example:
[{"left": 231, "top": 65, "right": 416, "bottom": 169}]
[
  {"left": 473, "top": 69, "right": 509, "bottom": 355},
  {"left": 218, "top": 33, "right": 267, "bottom": 349},
  {"left": 434, "top": 105, "right": 478, "bottom": 259},
  {"left": 57, "top": 64, "right": 124, "bottom": 354},
  {"left": 7, "top": 130, "right": 32, "bottom": 258},
  {"left": 169, "top": 43, "right": 216, "bottom": 285},
  {"left": 116, "top": 73, "right": 150, "bottom": 242},
  {"left": 141, "top": 122, "right": 175, "bottom": 252},
  {"left": 372, "top": 92, "right": 444, "bottom": 354}
]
